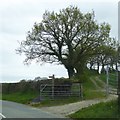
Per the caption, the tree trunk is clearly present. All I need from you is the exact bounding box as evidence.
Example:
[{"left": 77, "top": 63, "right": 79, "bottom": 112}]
[
  {"left": 66, "top": 66, "right": 75, "bottom": 78},
  {"left": 75, "top": 63, "right": 85, "bottom": 76},
  {"left": 97, "top": 62, "right": 100, "bottom": 74},
  {"left": 90, "top": 64, "right": 92, "bottom": 70},
  {"left": 110, "top": 63, "right": 114, "bottom": 71},
  {"left": 90, "top": 61, "right": 93, "bottom": 70},
  {"left": 101, "top": 64, "right": 105, "bottom": 74},
  {"left": 116, "top": 63, "right": 118, "bottom": 71}
]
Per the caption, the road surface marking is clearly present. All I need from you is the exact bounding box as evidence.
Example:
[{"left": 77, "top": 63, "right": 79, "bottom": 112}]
[{"left": 0, "top": 113, "right": 6, "bottom": 118}]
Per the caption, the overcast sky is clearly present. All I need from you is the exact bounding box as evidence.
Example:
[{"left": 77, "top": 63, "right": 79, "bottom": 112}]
[{"left": 0, "top": 0, "right": 119, "bottom": 83}]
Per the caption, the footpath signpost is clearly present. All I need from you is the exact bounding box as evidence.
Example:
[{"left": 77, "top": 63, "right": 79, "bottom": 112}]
[{"left": 49, "top": 74, "right": 55, "bottom": 99}]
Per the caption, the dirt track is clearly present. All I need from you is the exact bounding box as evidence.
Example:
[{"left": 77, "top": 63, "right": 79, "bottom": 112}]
[{"left": 41, "top": 95, "right": 117, "bottom": 117}]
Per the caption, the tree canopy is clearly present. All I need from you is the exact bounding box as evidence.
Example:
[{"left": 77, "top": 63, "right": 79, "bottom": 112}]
[{"left": 17, "top": 6, "right": 115, "bottom": 78}]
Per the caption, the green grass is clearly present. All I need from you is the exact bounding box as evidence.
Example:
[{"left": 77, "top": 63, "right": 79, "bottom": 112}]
[
  {"left": 83, "top": 90, "right": 105, "bottom": 100},
  {"left": 2, "top": 91, "right": 38, "bottom": 104},
  {"left": 94, "top": 77, "right": 105, "bottom": 88},
  {"left": 31, "top": 97, "right": 81, "bottom": 107},
  {"left": 82, "top": 75, "right": 105, "bottom": 100},
  {"left": 0, "top": 93, "right": 2, "bottom": 100},
  {"left": 2, "top": 90, "right": 82, "bottom": 106},
  {"left": 69, "top": 100, "right": 119, "bottom": 118},
  {"left": 98, "top": 73, "right": 106, "bottom": 83},
  {"left": 98, "top": 72, "right": 117, "bottom": 82},
  {"left": 1, "top": 70, "right": 108, "bottom": 106},
  {"left": 98, "top": 72, "right": 118, "bottom": 88},
  {"left": 31, "top": 75, "right": 106, "bottom": 107}
]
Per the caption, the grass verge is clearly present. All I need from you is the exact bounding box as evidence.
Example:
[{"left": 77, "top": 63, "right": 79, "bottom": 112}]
[
  {"left": 69, "top": 100, "right": 119, "bottom": 118},
  {"left": 83, "top": 75, "right": 106, "bottom": 100},
  {"left": 2, "top": 91, "right": 82, "bottom": 106},
  {"left": 2, "top": 91, "right": 38, "bottom": 104},
  {"left": 30, "top": 97, "right": 81, "bottom": 107},
  {"left": 2, "top": 70, "right": 108, "bottom": 106}
]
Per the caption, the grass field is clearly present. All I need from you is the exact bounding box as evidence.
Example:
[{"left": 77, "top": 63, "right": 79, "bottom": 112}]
[
  {"left": 2, "top": 91, "right": 39, "bottom": 104},
  {"left": 1, "top": 70, "right": 119, "bottom": 118},
  {"left": 2, "top": 84, "right": 105, "bottom": 107},
  {"left": 1, "top": 70, "right": 111, "bottom": 106},
  {"left": 69, "top": 100, "right": 119, "bottom": 118},
  {"left": 30, "top": 97, "right": 81, "bottom": 107}
]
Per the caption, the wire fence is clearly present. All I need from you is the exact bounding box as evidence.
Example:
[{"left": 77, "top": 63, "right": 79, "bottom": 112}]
[{"left": 107, "top": 71, "right": 118, "bottom": 95}]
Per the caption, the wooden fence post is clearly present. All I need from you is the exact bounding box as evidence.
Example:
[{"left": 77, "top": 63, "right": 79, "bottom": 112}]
[
  {"left": 39, "top": 84, "right": 41, "bottom": 101},
  {"left": 49, "top": 74, "right": 55, "bottom": 99}
]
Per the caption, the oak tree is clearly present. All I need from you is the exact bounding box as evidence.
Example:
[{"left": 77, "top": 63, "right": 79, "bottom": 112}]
[{"left": 17, "top": 6, "right": 112, "bottom": 78}]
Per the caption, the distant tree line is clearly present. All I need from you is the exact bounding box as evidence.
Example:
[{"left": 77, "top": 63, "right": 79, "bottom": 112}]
[{"left": 88, "top": 40, "right": 119, "bottom": 73}]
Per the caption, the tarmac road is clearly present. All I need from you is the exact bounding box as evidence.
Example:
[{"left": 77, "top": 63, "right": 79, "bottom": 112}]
[{"left": 0, "top": 100, "right": 64, "bottom": 118}]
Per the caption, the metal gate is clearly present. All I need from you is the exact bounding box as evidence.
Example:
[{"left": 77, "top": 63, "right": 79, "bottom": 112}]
[{"left": 40, "top": 83, "right": 83, "bottom": 100}]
